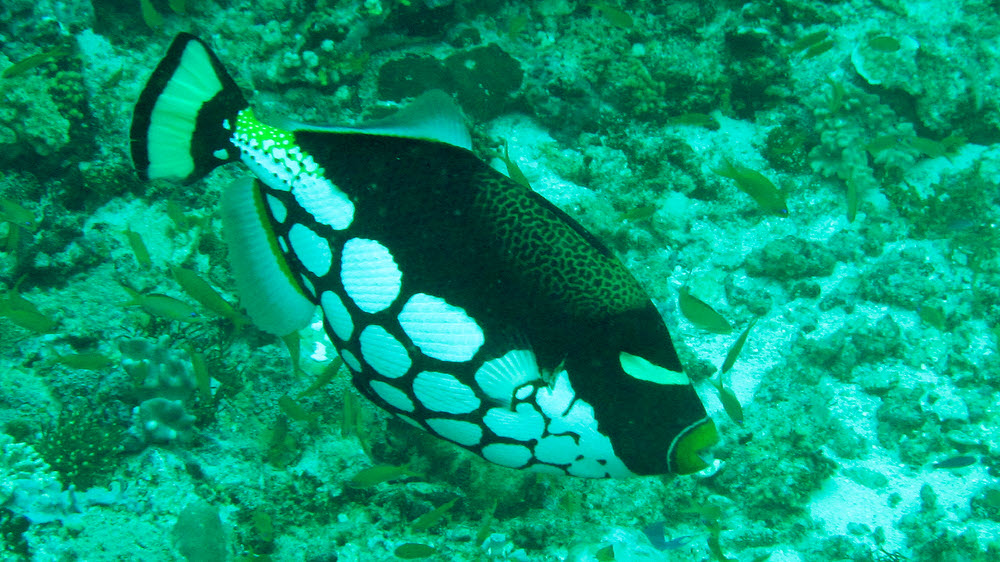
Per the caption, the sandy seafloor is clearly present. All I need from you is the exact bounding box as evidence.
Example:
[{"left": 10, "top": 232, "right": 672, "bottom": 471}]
[{"left": 2, "top": 0, "right": 1000, "bottom": 560}]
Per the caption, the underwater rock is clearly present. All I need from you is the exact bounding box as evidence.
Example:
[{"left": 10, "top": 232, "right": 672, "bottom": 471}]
[
  {"left": 173, "top": 499, "right": 227, "bottom": 562},
  {"left": 445, "top": 44, "right": 523, "bottom": 120},
  {"left": 851, "top": 34, "right": 920, "bottom": 88},
  {"left": 744, "top": 236, "right": 836, "bottom": 280},
  {"left": 377, "top": 54, "right": 451, "bottom": 101},
  {"left": 377, "top": 44, "right": 522, "bottom": 119}
]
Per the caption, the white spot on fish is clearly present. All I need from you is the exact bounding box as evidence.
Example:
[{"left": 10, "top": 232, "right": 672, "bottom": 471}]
[
  {"left": 484, "top": 402, "right": 544, "bottom": 442},
  {"left": 534, "top": 435, "right": 578, "bottom": 465},
  {"left": 266, "top": 194, "right": 287, "bottom": 223},
  {"left": 426, "top": 418, "right": 483, "bottom": 446},
  {"left": 293, "top": 174, "right": 354, "bottom": 230},
  {"left": 320, "top": 291, "right": 353, "bottom": 341},
  {"left": 398, "top": 293, "right": 485, "bottom": 362},
  {"left": 396, "top": 414, "right": 423, "bottom": 429},
  {"left": 533, "top": 371, "right": 632, "bottom": 478},
  {"left": 340, "top": 238, "right": 402, "bottom": 314},
  {"left": 515, "top": 385, "right": 533, "bottom": 401},
  {"left": 535, "top": 371, "right": 575, "bottom": 423},
  {"left": 298, "top": 273, "right": 315, "bottom": 297},
  {"left": 481, "top": 443, "right": 532, "bottom": 468},
  {"left": 302, "top": 156, "right": 319, "bottom": 173},
  {"left": 359, "top": 324, "right": 410, "bottom": 379},
  {"left": 341, "top": 349, "right": 362, "bottom": 372},
  {"left": 370, "top": 380, "right": 414, "bottom": 412},
  {"left": 474, "top": 349, "right": 540, "bottom": 406},
  {"left": 288, "top": 223, "right": 332, "bottom": 277},
  {"left": 412, "top": 371, "right": 481, "bottom": 414}
]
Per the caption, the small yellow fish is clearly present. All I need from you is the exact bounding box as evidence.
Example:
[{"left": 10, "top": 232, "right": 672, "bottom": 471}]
[
  {"left": 265, "top": 416, "right": 293, "bottom": 467},
  {"left": 171, "top": 267, "right": 248, "bottom": 327},
  {"left": 165, "top": 200, "right": 190, "bottom": 231},
  {"left": 587, "top": 1, "right": 633, "bottom": 28},
  {"left": 341, "top": 388, "right": 362, "bottom": 437},
  {"left": 720, "top": 318, "right": 757, "bottom": 374},
  {"left": 713, "top": 160, "right": 788, "bottom": 216},
  {"left": 867, "top": 35, "right": 900, "bottom": 52},
  {"left": 0, "top": 199, "right": 37, "bottom": 230},
  {"left": 596, "top": 545, "right": 616, "bottom": 561},
  {"left": 865, "top": 134, "right": 906, "bottom": 155},
  {"left": 125, "top": 229, "right": 152, "bottom": 269},
  {"left": 278, "top": 395, "right": 318, "bottom": 426},
  {"left": 803, "top": 39, "right": 834, "bottom": 58},
  {"left": 909, "top": 136, "right": 946, "bottom": 159},
  {"left": 187, "top": 346, "right": 214, "bottom": 401},
  {"left": 678, "top": 287, "right": 733, "bottom": 334},
  {"left": 1, "top": 47, "right": 70, "bottom": 79},
  {"left": 475, "top": 501, "right": 498, "bottom": 547},
  {"left": 120, "top": 286, "right": 204, "bottom": 323},
  {"left": 51, "top": 351, "right": 115, "bottom": 370},
  {"left": 348, "top": 464, "right": 422, "bottom": 488},
  {"left": 297, "top": 357, "right": 343, "bottom": 399},
  {"left": 139, "top": 0, "right": 164, "bottom": 29},
  {"left": 846, "top": 176, "right": 860, "bottom": 222},
  {"left": 712, "top": 375, "right": 744, "bottom": 426},
  {"left": 394, "top": 543, "right": 437, "bottom": 559},
  {"left": 791, "top": 30, "right": 829, "bottom": 52},
  {"left": 412, "top": 498, "right": 458, "bottom": 532},
  {"left": 1, "top": 283, "right": 57, "bottom": 333},
  {"left": 500, "top": 141, "right": 530, "bottom": 189},
  {"left": 618, "top": 204, "right": 657, "bottom": 222}
]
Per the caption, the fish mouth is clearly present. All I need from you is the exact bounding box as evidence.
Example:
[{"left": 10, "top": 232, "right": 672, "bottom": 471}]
[
  {"left": 668, "top": 417, "right": 720, "bottom": 475},
  {"left": 698, "top": 448, "right": 716, "bottom": 468}
]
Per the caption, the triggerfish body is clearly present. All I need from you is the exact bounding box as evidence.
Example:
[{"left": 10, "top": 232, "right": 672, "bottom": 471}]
[{"left": 129, "top": 33, "right": 718, "bottom": 477}]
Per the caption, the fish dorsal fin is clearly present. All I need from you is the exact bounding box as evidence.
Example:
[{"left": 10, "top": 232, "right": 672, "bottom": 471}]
[
  {"left": 280, "top": 90, "right": 472, "bottom": 151},
  {"left": 220, "top": 177, "right": 315, "bottom": 337}
]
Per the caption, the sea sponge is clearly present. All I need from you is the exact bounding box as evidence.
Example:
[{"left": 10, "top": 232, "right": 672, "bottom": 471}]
[
  {"left": 119, "top": 336, "right": 196, "bottom": 403},
  {"left": 137, "top": 398, "right": 196, "bottom": 444}
]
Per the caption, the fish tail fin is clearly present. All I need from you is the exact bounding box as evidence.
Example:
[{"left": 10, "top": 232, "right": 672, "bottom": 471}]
[{"left": 130, "top": 33, "right": 248, "bottom": 184}]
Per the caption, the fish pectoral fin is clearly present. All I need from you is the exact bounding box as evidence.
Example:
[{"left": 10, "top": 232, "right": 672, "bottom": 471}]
[{"left": 220, "top": 177, "right": 316, "bottom": 336}]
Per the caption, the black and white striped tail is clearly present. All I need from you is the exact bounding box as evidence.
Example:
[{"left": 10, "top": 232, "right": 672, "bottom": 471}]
[{"left": 130, "top": 33, "right": 248, "bottom": 184}]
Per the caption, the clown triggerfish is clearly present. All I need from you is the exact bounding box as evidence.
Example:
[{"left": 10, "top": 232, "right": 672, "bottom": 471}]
[{"left": 130, "top": 33, "right": 718, "bottom": 477}]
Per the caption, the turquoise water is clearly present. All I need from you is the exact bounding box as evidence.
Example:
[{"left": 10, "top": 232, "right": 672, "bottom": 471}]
[{"left": 2, "top": 1, "right": 1000, "bottom": 560}]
